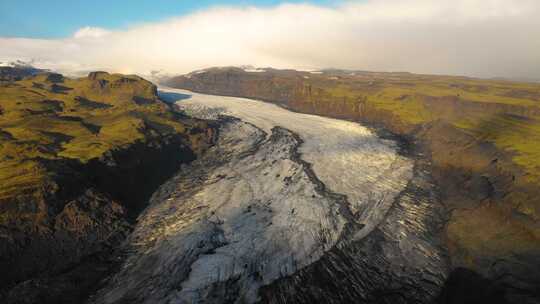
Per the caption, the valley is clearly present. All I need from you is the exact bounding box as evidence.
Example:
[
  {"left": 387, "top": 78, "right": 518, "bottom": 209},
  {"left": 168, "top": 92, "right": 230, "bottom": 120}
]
[
  {"left": 164, "top": 67, "right": 540, "bottom": 303},
  {"left": 0, "top": 67, "right": 538, "bottom": 303},
  {"left": 2, "top": 1, "right": 539, "bottom": 303},
  {"left": 90, "top": 88, "right": 446, "bottom": 303}
]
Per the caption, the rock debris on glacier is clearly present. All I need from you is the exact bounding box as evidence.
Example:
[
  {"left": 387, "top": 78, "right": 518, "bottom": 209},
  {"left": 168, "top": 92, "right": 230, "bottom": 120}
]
[
  {"left": 92, "top": 88, "right": 446, "bottom": 304},
  {"left": 165, "top": 88, "right": 414, "bottom": 240}
]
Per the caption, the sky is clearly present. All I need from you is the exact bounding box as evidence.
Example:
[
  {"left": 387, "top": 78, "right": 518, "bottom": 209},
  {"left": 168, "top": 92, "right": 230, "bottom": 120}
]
[
  {"left": 0, "top": 0, "right": 333, "bottom": 38},
  {"left": 1, "top": 0, "right": 539, "bottom": 79}
]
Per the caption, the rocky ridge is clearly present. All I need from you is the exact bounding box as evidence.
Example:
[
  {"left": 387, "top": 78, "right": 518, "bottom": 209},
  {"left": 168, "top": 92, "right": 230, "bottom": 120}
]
[{"left": 0, "top": 71, "right": 216, "bottom": 303}]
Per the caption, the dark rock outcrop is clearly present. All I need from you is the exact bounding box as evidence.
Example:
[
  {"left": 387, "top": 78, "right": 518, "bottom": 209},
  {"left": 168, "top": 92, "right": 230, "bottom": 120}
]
[
  {"left": 0, "top": 64, "right": 45, "bottom": 81},
  {"left": 0, "top": 72, "right": 218, "bottom": 303},
  {"left": 0, "top": 132, "right": 216, "bottom": 303}
]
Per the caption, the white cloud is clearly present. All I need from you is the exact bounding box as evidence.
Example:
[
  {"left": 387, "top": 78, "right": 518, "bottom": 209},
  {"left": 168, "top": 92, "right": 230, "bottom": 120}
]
[
  {"left": 73, "top": 26, "right": 111, "bottom": 39},
  {"left": 1, "top": 0, "right": 539, "bottom": 79}
]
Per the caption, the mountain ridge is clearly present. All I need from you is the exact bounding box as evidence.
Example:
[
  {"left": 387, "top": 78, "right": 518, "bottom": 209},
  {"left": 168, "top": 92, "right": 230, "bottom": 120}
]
[{"left": 0, "top": 70, "right": 216, "bottom": 302}]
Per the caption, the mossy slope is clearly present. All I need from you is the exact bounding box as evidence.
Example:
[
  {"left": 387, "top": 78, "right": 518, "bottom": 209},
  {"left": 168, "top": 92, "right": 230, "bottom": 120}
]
[
  {"left": 0, "top": 70, "right": 214, "bottom": 297},
  {"left": 0, "top": 71, "right": 210, "bottom": 201}
]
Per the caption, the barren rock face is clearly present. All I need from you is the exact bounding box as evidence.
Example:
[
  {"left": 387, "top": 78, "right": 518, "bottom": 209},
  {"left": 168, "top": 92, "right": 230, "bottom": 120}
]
[{"left": 93, "top": 89, "right": 447, "bottom": 303}]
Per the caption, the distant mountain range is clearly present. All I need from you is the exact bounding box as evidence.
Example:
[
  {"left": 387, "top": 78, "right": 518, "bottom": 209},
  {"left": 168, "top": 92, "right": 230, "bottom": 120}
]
[{"left": 0, "top": 60, "right": 47, "bottom": 81}]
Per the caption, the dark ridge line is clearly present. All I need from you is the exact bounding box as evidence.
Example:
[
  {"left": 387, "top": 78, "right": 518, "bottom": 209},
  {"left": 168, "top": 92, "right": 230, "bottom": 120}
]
[
  {"left": 216, "top": 113, "right": 367, "bottom": 241},
  {"left": 259, "top": 129, "right": 449, "bottom": 304},
  {"left": 276, "top": 126, "right": 365, "bottom": 240}
]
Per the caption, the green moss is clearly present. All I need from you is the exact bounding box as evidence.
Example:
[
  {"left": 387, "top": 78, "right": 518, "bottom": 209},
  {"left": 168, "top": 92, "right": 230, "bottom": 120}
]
[
  {"left": 369, "top": 89, "right": 432, "bottom": 124},
  {"left": 0, "top": 159, "right": 46, "bottom": 199},
  {"left": 298, "top": 72, "right": 540, "bottom": 180},
  {"left": 447, "top": 204, "right": 540, "bottom": 261},
  {"left": 455, "top": 114, "right": 540, "bottom": 182},
  {"left": 0, "top": 72, "right": 196, "bottom": 198}
]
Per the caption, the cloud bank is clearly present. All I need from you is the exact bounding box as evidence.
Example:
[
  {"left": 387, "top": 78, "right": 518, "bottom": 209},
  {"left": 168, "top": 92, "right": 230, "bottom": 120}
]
[{"left": 1, "top": 0, "right": 539, "bottom": 79}]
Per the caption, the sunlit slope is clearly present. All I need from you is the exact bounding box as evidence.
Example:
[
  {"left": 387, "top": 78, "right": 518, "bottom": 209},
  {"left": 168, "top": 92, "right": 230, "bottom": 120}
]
[{"left": 0, "top": 71, "right": 203, "bottom": 201}]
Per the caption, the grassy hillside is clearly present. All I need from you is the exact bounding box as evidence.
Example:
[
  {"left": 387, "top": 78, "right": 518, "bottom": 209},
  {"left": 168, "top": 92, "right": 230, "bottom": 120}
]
[
  {"left": 0, "top": 70, "right": 214, "bottom": 298},
  {"left": 0, "top": 71, "right": 207, "bottom": 201}
]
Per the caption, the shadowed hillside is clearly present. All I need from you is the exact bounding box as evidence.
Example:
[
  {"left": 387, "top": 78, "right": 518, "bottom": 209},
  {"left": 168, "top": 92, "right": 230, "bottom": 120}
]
[{"left": 0, "top": 70, "right": 216, "bottom": 302}]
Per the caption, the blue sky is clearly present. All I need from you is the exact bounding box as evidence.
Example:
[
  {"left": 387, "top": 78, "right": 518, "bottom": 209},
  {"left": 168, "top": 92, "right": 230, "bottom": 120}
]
[
  {"left": 0, "top": 0, "right": 335, "bottom": 38},
  {"left": 1, "top": 0, "right": 538, "bottom": 79}
]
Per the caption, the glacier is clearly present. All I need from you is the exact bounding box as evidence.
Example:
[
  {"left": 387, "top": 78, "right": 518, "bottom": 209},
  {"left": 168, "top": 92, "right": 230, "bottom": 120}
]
[{"left": 92, "top": 88, "right": 447, "bottom": 304}]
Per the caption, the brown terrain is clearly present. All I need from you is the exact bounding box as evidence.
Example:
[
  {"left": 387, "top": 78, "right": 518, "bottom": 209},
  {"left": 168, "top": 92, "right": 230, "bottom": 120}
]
[
  {"left": 164, "top": 67, "right": 540, "bottom": 303},
  {"left": 0, "top": 69, "right": 216, "bottom": 303}
]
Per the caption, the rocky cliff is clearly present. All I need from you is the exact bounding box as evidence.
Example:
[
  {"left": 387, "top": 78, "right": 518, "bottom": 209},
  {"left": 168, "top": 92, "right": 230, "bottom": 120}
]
[
  {"left": 164, "top": 67, "right": 540, "bottom": 303},
  {"left": 0, "top": 71, "right": 216, "bottom": 303}
]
